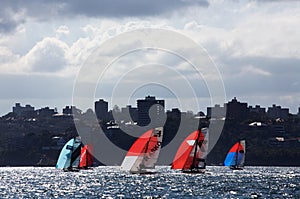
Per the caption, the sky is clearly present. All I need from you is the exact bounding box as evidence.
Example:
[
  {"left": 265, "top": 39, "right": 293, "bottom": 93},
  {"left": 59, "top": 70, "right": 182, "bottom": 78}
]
[{"left": 1, "top": 0, "right": 300, "bottom": 116}]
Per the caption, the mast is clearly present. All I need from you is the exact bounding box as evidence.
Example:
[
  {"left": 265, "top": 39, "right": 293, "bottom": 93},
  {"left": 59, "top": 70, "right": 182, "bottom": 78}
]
[
  {"left": 234, "top": 141, "right": 240, "bottom": 167},
  {"left": 140, "top": 128, "right": 163, "bottom": 171},
  {"left": 121, "top": 129, "right": 156, "bottom": 172},
  {"left": 70, "top": 142, "right": 82, "bottom": 169},
  {"left": 85, "top": 147, "right": 88, "bottom": 168},
  {"left": 140, "top": 133, "right": 153, "bottom": 170},
  {"left": 191, "top": 130, "right": 201, "bottom": 170}
]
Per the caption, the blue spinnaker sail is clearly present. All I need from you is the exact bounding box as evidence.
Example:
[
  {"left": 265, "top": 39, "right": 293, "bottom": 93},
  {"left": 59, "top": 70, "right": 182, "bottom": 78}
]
[
  {"left": 224, "top": 152, "right": 244, "bottom": 166},
  {"left": 56, "top": 138, "right": 74, "bottom": 169},
  {"left": 56, "top": 137, "right": 82, "bottom": 169},
  {"left": 224, "top": 141, "right": 246, "bottom": 167}
]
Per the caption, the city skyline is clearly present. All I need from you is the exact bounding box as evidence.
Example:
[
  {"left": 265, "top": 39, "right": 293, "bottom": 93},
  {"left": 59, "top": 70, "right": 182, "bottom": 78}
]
[
  {"left": 1, "top": 1, "right": 300, "bottom": 117},
  {"left": 4, "top": 96, "right": 299, "bottom": 118}
]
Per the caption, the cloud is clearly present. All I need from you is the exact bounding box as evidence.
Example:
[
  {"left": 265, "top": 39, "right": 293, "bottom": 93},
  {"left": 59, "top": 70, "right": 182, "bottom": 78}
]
[
  {"left": 0, "top": 47, "right": 20, "bottom": 65},
  {"left": 0, "top": 0, "right": 209, "bottom": 34},
  {"left": 59, "top": 0, "right": 209, "bottom": 18},
  {"left": 23, "top": 37, "right": 69, "bottom": 73},
  {"left": 182, "top": 2, "right": 300, "bottom": 60},
  {"left": 0, "top": 47, "right": 24, "bottom": 74},
  {"left": 0, "top": 73, "right": 75, "bottom": 115},
  {"left": 241, "top": 65, "right": 271, "bottom": 76},
  {"left": 0, "top": 6, "right": 25, "bottom": 33},
  {"left": 219, "top": 56, "right": 300, "bottom": 105},
  {"left": 222, "top": 56, "right": 300, "bottom": 77},
  {"left": 0, "top": 37, "right": 74, "bottom": 75},
  {"left": 0, "top": 20, "right": 171, "bottom": 76},
  {"left": 0, "top": 74, "right": 73, "bottom": 99},
  {"left": 1, "top": 0, "right": 300, "bottom": 115},
  {"left": 56, "top": 25, "right": 70, "bottom": 36},
  {"left": 229, "top": 11, "right": 300, "bottom": 59}
]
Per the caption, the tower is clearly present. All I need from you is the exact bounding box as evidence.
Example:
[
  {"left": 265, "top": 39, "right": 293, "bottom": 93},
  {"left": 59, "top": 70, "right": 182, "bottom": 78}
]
[{"left": 137, "top": 96, "right": 165, "bottom": 126}]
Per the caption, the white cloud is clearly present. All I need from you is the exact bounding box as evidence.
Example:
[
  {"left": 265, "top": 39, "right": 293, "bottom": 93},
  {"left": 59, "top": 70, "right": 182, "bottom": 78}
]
[
  {"left": 229, "top": 11, "right": 300, "bottom": 59},
  {"left": 1, "top": 1, "right": 300, "bottom": 115},
  {"left": 23, "top": 37, "right": 69, "bottom": 73},
  {"left": 0, "top": 37, "right": 73, "bottom": 75},
  {"left": 0, "top": 46, "right": 20, "bottom": 64},
  {"left": 56, "top": 25, "right": 70, "bottom": 36},
  {"left": 241, "top": 65, "right": 271, "bottom": 76},
  {"left": 0, "top": 46, "right": 22, "bottom": 74},
  {"left": 182, "top": 2, "right": 300, "bottom": 60},
  {"left": 0, "top": 20, "right": 171, "bottom": 77}
]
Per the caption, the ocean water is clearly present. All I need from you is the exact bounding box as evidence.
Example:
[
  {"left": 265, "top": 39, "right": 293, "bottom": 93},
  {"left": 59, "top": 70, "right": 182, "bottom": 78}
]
[{"left": 0, "top": 166, "right": 299, "bottom": 198}]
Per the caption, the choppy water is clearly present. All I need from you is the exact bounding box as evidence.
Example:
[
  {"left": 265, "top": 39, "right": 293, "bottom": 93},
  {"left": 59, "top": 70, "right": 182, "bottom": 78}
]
[{"left": 0, "top": 166, "right": 299, "bottom": 198}]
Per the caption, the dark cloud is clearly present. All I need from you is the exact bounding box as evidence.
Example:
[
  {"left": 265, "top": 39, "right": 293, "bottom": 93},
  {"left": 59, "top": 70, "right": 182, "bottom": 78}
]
[
  {"left": 0, "top": 9, "right": 24, "bottom": 33},
  {"left": 0, "top": 19, "right": 18, "bottom": 34},
  {"left": 252, "top": 0, "right": 291, "bottom": 2},
  {"left": 0, "top": 0, "right": 209, "bottom": 33},
  {"left": 60, "top": 0, "right": 209, "bottom": 18},
  {"left": 220, "top": 56, "right": 300, "bottom": 96},
  {"left": 223, "top": 56, "right": 300, "bottom": 77}
]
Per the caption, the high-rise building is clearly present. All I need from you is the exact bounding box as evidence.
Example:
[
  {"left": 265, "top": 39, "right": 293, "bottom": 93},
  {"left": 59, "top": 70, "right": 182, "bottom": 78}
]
[
  {"left": 36, "top": 107, "right": 57, "bottom": 117},
  {"left": 249, "top": 105, "right": 266, "bottom": 115},
  {"left": 137, "top": 96, "right": 165, "bottom": 126},
  {"left": 12, "top": 103, "right": 35, "bottom": 117},
  {"left": 267, "top": 104, "right": 289, "bottom": 120},
  {"left": 249, "top": 105, "right": 266, "bottom": 119},
  {"left": 225, "top": 97, "right": 249, "bottom": 121},
  {"left": 167, "top": 108, "right": 181, "bottom": 119},
  {"left": 207, "top": 104, "right": 226, "bottom": 119},
  {"left": 121, "top": 105, "right": 138, "bottom": 122},
  {"left": 95, "top": 99, "right": 108, "bottom": 121},
  {"left": 63, "top": 106, "right": 82, "bottom": 116}
]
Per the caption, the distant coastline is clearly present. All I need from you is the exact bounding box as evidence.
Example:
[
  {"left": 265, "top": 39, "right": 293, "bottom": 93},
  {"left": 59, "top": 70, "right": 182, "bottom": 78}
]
[{"left": 0, "top": 97, "right": 300, "bottom": 167}]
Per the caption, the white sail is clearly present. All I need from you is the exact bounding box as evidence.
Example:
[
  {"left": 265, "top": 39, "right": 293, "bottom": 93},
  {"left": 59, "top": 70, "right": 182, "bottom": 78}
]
[
  {"left": 239, "top": 140, "right": 246, "bottom": 166},
  {"left": 141, "top": 127, "right": 163, "bottom": 169},
  {"left": 120, "top": 127, "right": 163, "bottom": 173}
]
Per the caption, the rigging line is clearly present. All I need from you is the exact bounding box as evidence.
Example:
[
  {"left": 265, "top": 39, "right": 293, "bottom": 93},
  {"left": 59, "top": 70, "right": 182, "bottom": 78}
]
[
  {"left": 140, "top": 129, "right": 154, "bottom": 169},
  {"left": 191, "top": 130, "right": 201, "bottom": 170},
  {"left": 235, "top": 141, "right": 240, "bottom": 167}
]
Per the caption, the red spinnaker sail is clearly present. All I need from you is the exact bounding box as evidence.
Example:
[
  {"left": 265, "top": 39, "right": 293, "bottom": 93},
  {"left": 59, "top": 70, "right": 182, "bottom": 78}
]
[
  {"left": 228, "top": 142, "right": 244, "bottom": 153},
  {"left": 79, "top": 145, "right": 94, "bottom": 168},
  {"left": 171, "top": 131, "right": 196, "bottom": 169},
  {"left": 171, "top": 130, "right": 204, "bottom": 169},
  {"left": 126, "top": 129, "right": 155, "bottom": 156},
  {"left": 120, "top": 128, "right": 163, "bottom": 172}
]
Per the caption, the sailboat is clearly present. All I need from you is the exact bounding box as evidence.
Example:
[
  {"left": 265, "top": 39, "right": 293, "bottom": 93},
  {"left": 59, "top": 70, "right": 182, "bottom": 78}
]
[
  {"left": 171, "top": 128, "right": 209, "bottom": 173},
  {"left": 56, "top": 136, "right": 83, "bottom": 172},
  {"left": 224, "top": 140, "right": 246, "bottom": 170},
  {"left": 120, "top": 127, "right": 163, "bottom": 174},
  {"left": 79, "top": 144, "right": 94, "bottom": 169}
]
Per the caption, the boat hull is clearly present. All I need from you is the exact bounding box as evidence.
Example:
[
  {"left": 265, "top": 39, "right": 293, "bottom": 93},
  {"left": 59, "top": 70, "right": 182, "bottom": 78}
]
[
  {"left": 182, "top": 168, "right": 205, "bottom": 174},
  {"left": 230, "top": 166, "right": 243, "bottom": 170},
  {"left": 130, "top": 169, "right": 157, "bottom": 175},
  {"left": 63, "top": 168, "right": 80, "bottom": 172}
]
